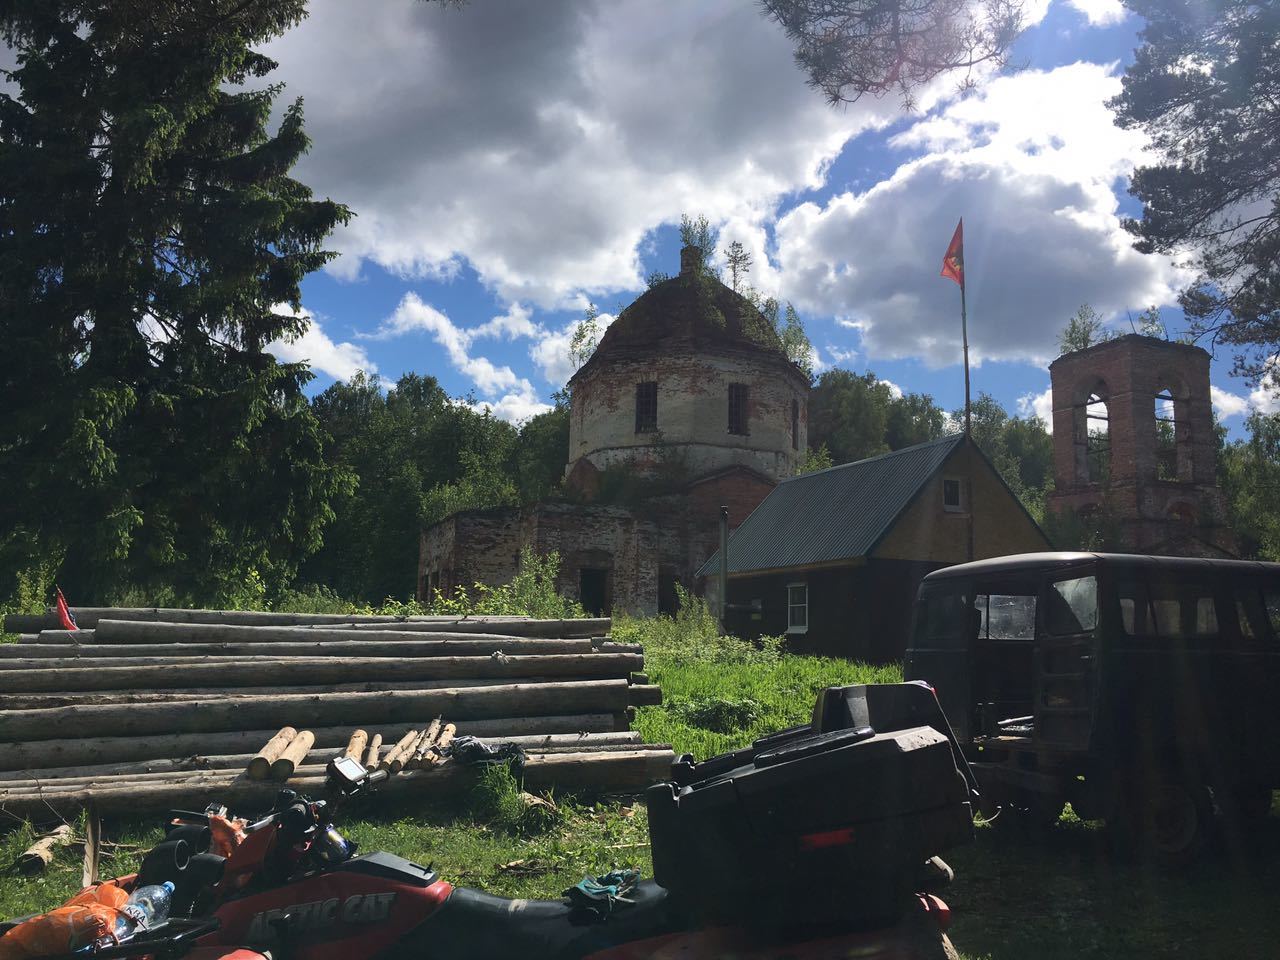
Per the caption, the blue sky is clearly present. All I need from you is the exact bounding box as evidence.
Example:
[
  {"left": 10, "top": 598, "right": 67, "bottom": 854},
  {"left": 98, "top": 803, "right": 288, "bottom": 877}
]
[{"left": 261, "top": 0, "right": 1270, "bottom": 436}]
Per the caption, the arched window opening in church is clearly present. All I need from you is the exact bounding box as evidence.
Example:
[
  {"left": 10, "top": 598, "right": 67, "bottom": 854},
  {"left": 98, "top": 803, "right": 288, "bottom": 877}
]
[
  {"left": 728, "top": 383, "right": 749, "bottom": 435},
  {"left": 1074, "top": 391, "right": 1110, "bottom": 484},
  {"left": 1153, "top": 385, "right": 1190, "bottom": 481},
  {"left": 635, "top": 381, "right": 658, "bottom": 434},
  {"left": 791, "top": 398, "right": 799, "bottom": 450}
]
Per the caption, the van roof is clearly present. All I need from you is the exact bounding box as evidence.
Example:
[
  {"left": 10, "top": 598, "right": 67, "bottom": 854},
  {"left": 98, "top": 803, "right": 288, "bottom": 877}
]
[{"left": 920, "top": 552, "right": 1280, "bottom": 582}]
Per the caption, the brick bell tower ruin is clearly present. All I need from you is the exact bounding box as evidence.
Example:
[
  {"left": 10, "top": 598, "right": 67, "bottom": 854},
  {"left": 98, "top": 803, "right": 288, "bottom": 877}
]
[{"left": 1045, "top": 334, "right": 1235, "bottom": 556}]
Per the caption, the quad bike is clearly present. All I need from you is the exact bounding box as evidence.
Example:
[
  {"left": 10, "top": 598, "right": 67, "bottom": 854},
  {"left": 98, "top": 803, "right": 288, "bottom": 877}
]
[{"left": 4, "top": 682, "right": 977, "bottom": 960}]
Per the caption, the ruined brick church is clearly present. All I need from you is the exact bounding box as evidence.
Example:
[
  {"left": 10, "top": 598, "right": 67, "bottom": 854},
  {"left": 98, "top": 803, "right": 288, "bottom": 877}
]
[{"left": 418, "top": 246, "right": 811, "bottom": 615}]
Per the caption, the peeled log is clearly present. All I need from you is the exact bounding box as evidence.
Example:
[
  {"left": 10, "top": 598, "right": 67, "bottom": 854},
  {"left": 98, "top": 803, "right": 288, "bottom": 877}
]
[
  {"left": 271, "top": 731, "right": 315, "bottom": 780},
  {"left": 33, "top": 629, "right": 94, "bottom": 644},
  {"left": 0, "top": 749, "right": 670, "bottom": 820},
  {"left": 18, "top": 824, "right": 75, "bottom": 874},
  {"left": 0, "top": 681, "right": 632, "bottom": 742},
  {"left": 0, "top": 714, "right": 621, "bottom": 772},
  {"left": 379, "top": 729, "right": 420, "bottom": 774},
  {"left": 430, "top": 723, "right": 458, "bottom": 767},
  {"left": 627, "top": 685, "right": 663, "bottom": 707},
  {"left": 3, "top": 609, "right": 469, "bottom": 632},
  {"left": 0, "top": 654, "right": 641, "bottom": 694},
  {"left": 0, "top": 733, "right": 643, "bottom": 783},
  {"left": 93, "top": 620, "right": 604, "bottom": 646},
  {"left": 339, "top": 618, "right": 610, "bottom": 638},
  {"left": 248, "top": 727, "right": 298, "bottom": 780},
  {"left": 344, "top": 730, "right": 368, "bottom": 762},
  {"left": 4, "top": 637, "right": 602, "bottom": 660},
  {"left": 364, "top": 734, "right": 382, "bottom": 769},
  {"left": 408, "top": 719, "right": 442, "bottom": 770}
]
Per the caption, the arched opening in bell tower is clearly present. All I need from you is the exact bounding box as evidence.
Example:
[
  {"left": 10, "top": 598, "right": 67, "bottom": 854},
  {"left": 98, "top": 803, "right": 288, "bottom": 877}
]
[{"left": 1073, "top": 380, "right": 1110, "bottom": 484}]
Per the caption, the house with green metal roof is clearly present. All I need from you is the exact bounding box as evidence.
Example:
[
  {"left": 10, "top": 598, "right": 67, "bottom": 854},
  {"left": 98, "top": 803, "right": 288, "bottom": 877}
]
[{"left": 697, "top": 433, "right": 1050, "bottom": 662}]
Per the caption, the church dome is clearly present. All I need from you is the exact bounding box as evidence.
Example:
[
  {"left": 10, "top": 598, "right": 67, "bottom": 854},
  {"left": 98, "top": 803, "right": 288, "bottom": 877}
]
[
  {"left": 570, "top": 246, "right": 794, "bottom": 382},
  {"left": 565, "top": 245, "right": 810, "bottom": 488}
]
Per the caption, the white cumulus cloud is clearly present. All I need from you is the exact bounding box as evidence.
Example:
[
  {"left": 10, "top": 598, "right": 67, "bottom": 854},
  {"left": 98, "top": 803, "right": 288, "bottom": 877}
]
[
  {"left": 774, "top": 62, "right": 1185, "bottom": 368},
  {"left": 1065, "top": 0, "right": 1128, "bottom": 27},
  {"left": 267, "top": 305, "right": 376, "bottom": 382},
  {"left": 1017, "top": 386, "right": 1054, "bottom": 430}
]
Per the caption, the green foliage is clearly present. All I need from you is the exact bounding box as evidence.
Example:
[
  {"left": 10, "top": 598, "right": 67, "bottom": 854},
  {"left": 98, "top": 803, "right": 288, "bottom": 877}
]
[
  {"left": 678, "top": 214, "right": 718, "bottom": 276},
  {"left": 809, "top": 370, "right": 948, "bottom": 464},
  {"left": 425, "top": 548, "right": 585, "bottom": 620},
  {"left": 569, "top": 303, "right": 603, "bottom": 371},
  {"left": 763, "top": 0, "right": 1024, "bottom": 109},
  {"left": 622, "top": 590, "right": 900, "bottom": 758},
  {"left": 1110, "top": 0, "right": 1280, "bottom": 388},
  {"left": 958, "top": 393, "right": 1054, "bottom": 521},
  {"left": 303, "top": 372, "right": 560, "bottom": 604},
  {"left": 666, "top": 695, "right": 763, "bottom": 732},
  {"left": 1041, "top": 500, "right": 1125, "bottom": 551},
  {"left": 723, "top": 240, "right": 752, "bottom": 292},
  {"left": 0, "top": 2, "right": 350, "bottom": 607},
  {"left": 1058, "top": 304, "right": 1116, "bottom": 354},
  {"left": 795, "top": 443, "right": 835, "bottom": 475},
  {"left": 1132, "top": 306, "right": 1167, "bottom": 340},
  {"left": 1219, "top": 412, "right": 1280, "bottom": 561},
  {"left": 468, "top": 762, "right": 562, "bottom": 836}
]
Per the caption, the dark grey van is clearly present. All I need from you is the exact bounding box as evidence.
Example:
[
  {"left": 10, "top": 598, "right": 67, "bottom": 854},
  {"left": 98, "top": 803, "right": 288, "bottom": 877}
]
[{"left": 905, "top": 552, "right": 1280, "bottom": 859}]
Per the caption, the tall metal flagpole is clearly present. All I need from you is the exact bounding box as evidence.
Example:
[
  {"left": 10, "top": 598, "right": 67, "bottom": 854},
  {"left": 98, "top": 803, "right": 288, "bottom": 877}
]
[{"left": 961, "top": 279, "right": 971, "bottom": 437}]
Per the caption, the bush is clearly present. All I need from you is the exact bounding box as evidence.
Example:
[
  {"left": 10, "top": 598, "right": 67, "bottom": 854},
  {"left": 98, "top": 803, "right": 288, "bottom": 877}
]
[
  {"left": 613, "top": 586, "right": 782, "bottom": 667},
  {"left": 421, "top": 548, "right": 585, "bottom": 619},
  {"left": 468, "top": 762, "right": 562, "bottom": 836},
  {"left": 666, "top": 695, "right": 764, "bottom": 732}
]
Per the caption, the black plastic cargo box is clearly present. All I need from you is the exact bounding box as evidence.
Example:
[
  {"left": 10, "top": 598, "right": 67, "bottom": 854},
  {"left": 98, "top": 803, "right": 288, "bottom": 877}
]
[{"left": 646, "top": 682, "right": 976, "bottom": 931}]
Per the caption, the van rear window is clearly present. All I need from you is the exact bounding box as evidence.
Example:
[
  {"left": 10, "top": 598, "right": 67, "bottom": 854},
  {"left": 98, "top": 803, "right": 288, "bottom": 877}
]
[{"left": 1046, "top": 576, "right": 1098, "bottom": 635}]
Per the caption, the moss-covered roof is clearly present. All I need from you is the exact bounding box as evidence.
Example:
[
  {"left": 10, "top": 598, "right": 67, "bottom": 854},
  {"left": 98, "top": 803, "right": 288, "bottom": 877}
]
[{"left": 570, "top": 269, "right": 795, "bottom": 382}]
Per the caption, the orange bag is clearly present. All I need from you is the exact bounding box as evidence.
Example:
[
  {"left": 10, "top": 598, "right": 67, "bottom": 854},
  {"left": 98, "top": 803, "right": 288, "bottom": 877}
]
[
  {"left": 0, "top": 882, "right": 129, "bottom": 960},
  {"left": 208, "top": 813, "right": 248, "bottom": 858}
]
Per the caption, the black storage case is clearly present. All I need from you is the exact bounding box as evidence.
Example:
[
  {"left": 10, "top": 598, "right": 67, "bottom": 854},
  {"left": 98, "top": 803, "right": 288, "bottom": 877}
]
[{"left": 646, "top": 682, "right": 976, "bottom": 931}]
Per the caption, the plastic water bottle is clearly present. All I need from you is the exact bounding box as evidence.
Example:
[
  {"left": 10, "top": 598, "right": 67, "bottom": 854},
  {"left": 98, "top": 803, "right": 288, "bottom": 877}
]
[{"left": 106, "top": 881, "right": 175, "bottom": 944}]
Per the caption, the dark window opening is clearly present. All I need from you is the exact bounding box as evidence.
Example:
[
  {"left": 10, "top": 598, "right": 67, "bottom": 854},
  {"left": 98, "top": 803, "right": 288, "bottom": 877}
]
[
  {"left": 728, "top": 383, "right": 749, "bottom": 435},
  {"left": 579, "top": 567, "right": 610, "bottom": 616},
  {"left": 943, "top": 478, "right": 964, "bottom": 512},
  {"left": 791, "top": 398, "right": 799, "bottom": 450},
  {"left": 635, "top": 381, "right": 658, "bottom": 433}
]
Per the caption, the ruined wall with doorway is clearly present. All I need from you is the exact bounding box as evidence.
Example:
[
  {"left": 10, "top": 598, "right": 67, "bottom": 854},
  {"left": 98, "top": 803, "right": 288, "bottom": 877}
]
[{"left": 1045, "top": 335, "right": 1234, "bottom": 555}]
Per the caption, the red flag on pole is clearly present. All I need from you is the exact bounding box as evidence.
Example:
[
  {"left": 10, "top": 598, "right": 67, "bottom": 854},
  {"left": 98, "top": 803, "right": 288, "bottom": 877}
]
[
  {"left": 940, "top": 219, "right": 964, "bottom": 287},
  {"left": 55, "top": 586, "right": 78, "bottom": 631}
]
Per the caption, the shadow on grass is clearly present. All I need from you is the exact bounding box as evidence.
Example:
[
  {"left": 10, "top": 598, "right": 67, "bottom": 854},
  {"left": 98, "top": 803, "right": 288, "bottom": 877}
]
[{"left": 946, "top": 812, "right": 1280, "bottom": 960}]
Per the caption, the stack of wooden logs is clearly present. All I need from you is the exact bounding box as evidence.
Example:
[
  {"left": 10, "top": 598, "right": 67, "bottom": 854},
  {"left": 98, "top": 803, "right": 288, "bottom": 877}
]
[{"left": 0, "top": 609, "right": 671, "bottom": 819}]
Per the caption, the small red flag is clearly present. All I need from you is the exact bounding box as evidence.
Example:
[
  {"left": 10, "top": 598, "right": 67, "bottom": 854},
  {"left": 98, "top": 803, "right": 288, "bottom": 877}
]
[
  {"left": 941, "top": 219, "right": 964, "bottom": 288},
  {"left": 55, "top": 586, "right": 78, "bottom": 631}
]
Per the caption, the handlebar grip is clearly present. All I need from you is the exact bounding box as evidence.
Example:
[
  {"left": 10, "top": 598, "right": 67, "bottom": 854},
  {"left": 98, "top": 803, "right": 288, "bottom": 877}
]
[{"left": 365, "top": 768, "right": 389, "bottom": 786}]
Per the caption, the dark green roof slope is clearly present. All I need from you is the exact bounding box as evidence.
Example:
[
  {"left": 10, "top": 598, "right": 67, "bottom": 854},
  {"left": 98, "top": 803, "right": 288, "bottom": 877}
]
[{"left": 698, "top": 434, "right": 966, "bottom": 577}]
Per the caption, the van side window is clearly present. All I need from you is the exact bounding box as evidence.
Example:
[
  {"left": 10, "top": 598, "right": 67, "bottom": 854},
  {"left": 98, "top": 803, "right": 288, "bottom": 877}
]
[
  {"left": 1117, "top": 580, "right": 1150, "bottom": 635},
  {"left": 1148, "top": 580, "right": 1218, "bottom": 639},
  {"left": 1046, "top": 576, "right": 1098, "bottom": 634},
  {"left": 1264, "top": 588, "right": 1280, "bottom": 639},
  {"left": 1234, "top": 584, "right": 1265, "bottom": 641},
  {"left": 975, "top": 593, "right": 1037, "bottom": 640}
]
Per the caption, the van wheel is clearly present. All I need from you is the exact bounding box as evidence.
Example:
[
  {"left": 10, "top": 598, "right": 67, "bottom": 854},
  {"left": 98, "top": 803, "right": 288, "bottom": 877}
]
[{"left": 1109, "top": 783, "right": 1211, "bottom": 865}]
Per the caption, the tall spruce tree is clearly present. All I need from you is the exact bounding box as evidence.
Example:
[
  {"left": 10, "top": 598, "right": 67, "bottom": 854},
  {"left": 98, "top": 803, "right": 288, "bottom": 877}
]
[{"left": 0, "top": 2, "right": 352, "bottom": 604}]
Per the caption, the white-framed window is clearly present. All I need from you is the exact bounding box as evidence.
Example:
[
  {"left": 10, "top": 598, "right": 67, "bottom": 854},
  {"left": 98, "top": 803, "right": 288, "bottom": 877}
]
[
  {"left": 943, "top": 477, "right": 966, "bottom": 513},
  {"left": 787, "top": 582, "right": 808, "bottom": 634}
]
